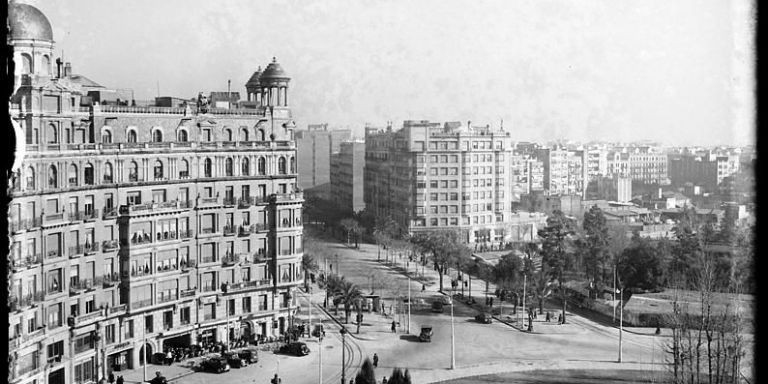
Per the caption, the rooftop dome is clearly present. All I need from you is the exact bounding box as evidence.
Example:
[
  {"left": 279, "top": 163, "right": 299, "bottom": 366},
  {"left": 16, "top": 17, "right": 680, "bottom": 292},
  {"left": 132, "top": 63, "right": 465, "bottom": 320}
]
[
  {"left": 8, "top": 3, "right": 54, "bottom": 42},
  {"left": 245, "top": 66, "right": 262, "bottom": 87},
  {"left": 259, "top": 57, "right": 289, "bottom": 80}
]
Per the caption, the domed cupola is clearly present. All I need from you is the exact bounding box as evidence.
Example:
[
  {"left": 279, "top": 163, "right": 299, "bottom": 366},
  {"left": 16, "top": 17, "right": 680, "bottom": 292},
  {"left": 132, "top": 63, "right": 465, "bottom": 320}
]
[
  {"left": 8, "top": 2, "right": 55, "bottom": 77},
  {"left": 8, "top": 2, "right": 54, "bottom": 42},
  {"left": 245, "top": 66, "right": 262, "bottom": 103},
  {"left": 258, "top": 57, "right": 290, "bottom": 107}
]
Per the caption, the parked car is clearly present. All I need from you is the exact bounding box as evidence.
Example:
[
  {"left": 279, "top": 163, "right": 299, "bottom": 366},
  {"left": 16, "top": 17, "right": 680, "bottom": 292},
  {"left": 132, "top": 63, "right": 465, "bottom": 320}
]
[
  {"left": 418, "top": 326, "right": 433, "bottom": 342},
  {"left": 438, "top": 296, "right": 452, "bottom": 305},
  {"left": 280, "top": 342, "right": 310, "bottom": 356},
  {"left": 312, "top": 324, "right": 325, "bottom": 338},
  {"left": 222, "top": 351, "right": 247, "bottom": 368},
  {"left": 475, "top": 312, "right": 493, "bottom": 324},
  {"left": 199, "top": 357, "right": 230, "bottom": 373},
  {"left": 431, "top": 301, "right": 444, "bottom": 313},
  {"left": 237, "top": 347, "right": 259, "bottom": 364}
]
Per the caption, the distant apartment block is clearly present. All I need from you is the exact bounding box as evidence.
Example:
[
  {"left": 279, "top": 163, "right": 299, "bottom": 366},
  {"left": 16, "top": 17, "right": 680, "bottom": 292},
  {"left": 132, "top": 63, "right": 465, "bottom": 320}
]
[
  {"left": 364, "top": 120, "right": 546, "bottom": 244},
  {"left": 668, "top": 152, "right": 740, "bottom": 191},
  {"left": 535, "top": 148, "right": 587, "bottom": 198},
  {"left": 606, "top": 147, "right": 668, "bottom": 185},
  {"left": 596, "top": 175, "right": 632, "bottom": 203},
  {"left": 330, "top": 140, "right": 366, "bottom": 212},
  {"left": 295, "top": 124, "right": 351, "bottom": 190}
]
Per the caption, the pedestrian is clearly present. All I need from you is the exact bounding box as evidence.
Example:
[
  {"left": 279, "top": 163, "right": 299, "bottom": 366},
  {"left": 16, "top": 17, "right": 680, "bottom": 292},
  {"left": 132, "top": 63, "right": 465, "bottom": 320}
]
[
  {"left": 489, "top": 298, "right": 494, "bottom": 307},
  {"left": 545, "top": 312, "right": 550, "bottom": 322},
  {"left": 166, "top": 350, "right": 173, "bottom": 366},
  {"left": 271, "top": 373, "right": 282, "bottom": 384},
  {"left": 116, "top": 376, "right": 124, "bottom": 384},
  {"left": 382, "top": 377, "right": 388, "bottom": 384},
  {"left": 373, "top": 353, "right": 379, "bottom": 368},
  {"left": 558, "top": 314, "right": 562, "bottom": 324},
  {"left": 422, "top": 284, "right": 425, "bottom": 291},
  {"left": 391, "top": 321, "right": 396, "bottom": 333},
  {"left": 655, "top": 327, "right": 661, "bottom": 335},
  {"left": 108, "top": 372, "right": 115, "bottom": 384}
]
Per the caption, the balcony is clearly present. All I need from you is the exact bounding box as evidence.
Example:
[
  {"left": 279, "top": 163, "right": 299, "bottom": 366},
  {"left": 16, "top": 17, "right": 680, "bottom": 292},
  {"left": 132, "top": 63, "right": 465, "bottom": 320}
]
[
  {"left": 102, "top": 239, "right": 119, "bottom": 252},
  {"left": 238, "top": 224, "right": 254, "bottom": 236},
  {"left": 131, "top": 265, "right": 152, "bottom": 277},
  {"left": 10, "top": 217, "right": 42, "bottom": 232},
  {"left": 130, "top": 232, "right": 153, "bottom": 245},
  {"left": 253, "top": 252, "right": 268, "bottom": 264},
  {"left": 272, "top": 191, "right": 304, "bottom": 202},
  {"left": 253, "top": 223, "right": 269, "bottom": 232},
  {"left": 179, "top": 229, "right": 194, "bottom": 239},
  {"left": 103, "top": 176, "right": 114, "bottom": 184},
  {"left": 69, "top": 279, "right": 95, "bottom": 295},
  {"left": 68, "top": 209, "right": 100, "bottom": 222},
  {"left": 223, "top": 225, "right": 236, "bottom": 236},
  {"left": 103, "top": 207, "right": 118, "bottom": 219},
  {"left": 46, "top": 249, "right": 63, "bottom": 259},
  {"left": 222, "top": 254, "right": 239, "bottom": 266},
  {"left": 156, "top": 230, "right": 179, "bottom": 242},
  {"left": 44, "top": 212, "right": 65, "bottom": 224},
  {"left": 109, "top": 304, "right": 127, "bottom": 315},
  {"left": 74, "top": 309, "right": 103, "bottom": 325},
  {"left": 199, "top": 196, "right": 219, "bottom": 206},
  {"left": 223, "top": 196, "right": 237, "bottom": 206},
  {"left": 180, "top": 258, "right": 196, "bottom": 271},
  {"left": 102, "top": 272, "right": 120, "bottom": 287},
  {"left": 158, "top": 294, "right": 178, "bottom": 304},
  {"left": 237, "top": 197, "right": 254, "bottom": 208},
  {"left": 131, "top": 299, "right": 152, "bottom": 310},
  {"left": 69, "top": 242, "right": 99, "bottom": 257},
  {"left": 200, "top": 257, "right": 217, "bottom": 265},
  {"left": 11, "top": 254, "right": 42, "bottom": 270},
  {"left": 200, "top": 227, "right": 217, "bottom": 235},
  {"left": 9, "top": 291, "right": 45, "bottom": 311},
  {"left": 180, "top": 288, "right": 196, "bottom": 298},
  {"left": 156, "top": 263, "right": 179, "bottom": 274}
]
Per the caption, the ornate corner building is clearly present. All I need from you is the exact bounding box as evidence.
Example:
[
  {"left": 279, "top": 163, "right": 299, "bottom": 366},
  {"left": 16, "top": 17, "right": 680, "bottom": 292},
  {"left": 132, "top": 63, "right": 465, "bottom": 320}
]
[{"left": 7, "top": 4, "right": 304, "bottom": 384}]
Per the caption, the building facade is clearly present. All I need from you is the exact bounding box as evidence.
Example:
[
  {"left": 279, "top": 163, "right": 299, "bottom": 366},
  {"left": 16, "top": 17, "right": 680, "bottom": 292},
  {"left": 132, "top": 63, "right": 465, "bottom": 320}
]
[
  {"left": 364, "top": 121, "right": 546, "bottom": 245},
  {"left": 607, "top": 147, "right": 668, "bottom": 185},
  {"left": 535, "top": 148, "right": 587, "bottom": 198},
  {"left": 668, "top": 152, "right": 740, "bottom": 192},
  {"left": 8, "top": 5, "right": 304, "bottom": 384},
  {"left": 330, "top": 141, "right": 366, "bottom": 212},
  {"left": 295, "top": 124, "right": 351, "bottom": 190}
]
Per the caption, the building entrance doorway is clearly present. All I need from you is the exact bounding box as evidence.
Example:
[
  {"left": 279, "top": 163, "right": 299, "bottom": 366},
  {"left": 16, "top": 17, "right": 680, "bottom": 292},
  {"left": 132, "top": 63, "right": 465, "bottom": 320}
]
[
  {"left": 48, "top": 368, "right": 65, "bottom": 384},
  {"left": 139, "top": 343, "right": 153, "bottom": 366}
]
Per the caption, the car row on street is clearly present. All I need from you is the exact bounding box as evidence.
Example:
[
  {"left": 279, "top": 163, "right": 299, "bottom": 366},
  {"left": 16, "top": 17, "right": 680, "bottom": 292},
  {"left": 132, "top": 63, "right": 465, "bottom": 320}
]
[{"left": 197, "top": 347, "right": 260, "bottom": 374}]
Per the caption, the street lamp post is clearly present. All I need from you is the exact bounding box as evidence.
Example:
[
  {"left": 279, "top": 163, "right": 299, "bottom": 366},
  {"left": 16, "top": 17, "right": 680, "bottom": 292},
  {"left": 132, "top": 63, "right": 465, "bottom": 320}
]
[
  {"left": 340, "top": 327, "right": 348, "bottom": 384},
  {"left": 142, "top": 335, "right": 147, "bottom": 383},
  {"left": 450, "top": 288, "right": 456, "bottom": 370},
  {"left": 407, "top": 275, "right": 411, "bottom": 334},
  {"left": 318, "top": 333, "right": 324, "bottom": 384},
  {"left": 618, "top": 287, "right": 623, "bottom": 363}
]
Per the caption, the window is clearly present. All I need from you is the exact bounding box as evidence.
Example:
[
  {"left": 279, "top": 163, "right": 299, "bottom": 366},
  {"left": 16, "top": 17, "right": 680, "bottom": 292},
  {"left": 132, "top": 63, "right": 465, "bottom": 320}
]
[
  {"left": 258, "top": 157, "right": 266, "bottom": 175},
  {"left": 258, "top": 129, "right": 265, "bottom": 141},
  {"left": 74, "top": 357, "right": 95, "bottom": 384},
  {"left": 278, "top": 157, "right": 287, "bottom": 174},
  {"left": 74, "top": 332, "right": 95, "bottom": 354},
  {"left": 127, "top": 130, "right": 137, "bottom": 143},
  {"left": 224, "top": 129, "right": 233, "bottom": 141},
  {"left": 26, "top": 166, "right": 35, "bottom": 190},
  {"left": 226, "top": 158, "right": 234, "bottom": 176},
  {"left": 124, "top": 320, "right": 134, "bottom": 339},
  {"left": 84, "top": 163, "right": 94, "bottom": 185},
  {"left": 228, "top": 299, "right": 236, "bottom": 316},
  {"left": 290, "top": 157, "right": 296, "bottom": 173},
  {"left": 21, "top": 53, "right": 32, "bottom": 73},
  {"left": 153, "top": 160, "right": 164, "bottom": 180},
  {"left": 48, "top": 340, "right": 64, "bottom": 361},
  {"left": 48, "top": 123, "right": 58, "bottom": 143},
  {"left": 101, "top": 130, "right": 112, "bottom": 143},
  {"left": 48, "top": 303, "right": 62, "bottom": 328},
  {"left": 47, "top": 268, "right": 62, "bottom": 293},
  {"left": 243, "top": 297, "right": 252, "bottom": 313},
  {"left": 102, "top": 324, "right": 116, "bottom": 345},
  {"left": 152, "top": 129, "right": 163, "bottom": 142},
  {"left": 163, "top": 311, "right": 173, "bottom": 330},
  {"left": 180, "top": 307, "right": 191, "bottom": 325},
  {"left": 180, "top": 159, "right": 189, "bottom": 178},
  {"left": 241, "top": 128, "right": 249, "bottom": 141},
  {"left": 241, "top": 158, "right": 250, "bottom": 175},
  {"left": 204, "top": 158, "right": 212, "bottom": 177},
  {"left": 127, "top": 191, "right": 141, "bottom": 205},
  {"left": 129, "top": 161, "right": 139, "bottom": 182},
  {"left": 177, "top": 130, "right": 188, "bottom": 142},
  {"left": 204, "top": 303, "right": 216, "bottom": 320},
  {"left": 103, "top": 162, "right": 113, "bottom": 183},
  {"left": 68, "top": 164, "right": 78, "bottom": 186},
  {"left": 429, "top": 180, "right": 438, "bottom": 188}
]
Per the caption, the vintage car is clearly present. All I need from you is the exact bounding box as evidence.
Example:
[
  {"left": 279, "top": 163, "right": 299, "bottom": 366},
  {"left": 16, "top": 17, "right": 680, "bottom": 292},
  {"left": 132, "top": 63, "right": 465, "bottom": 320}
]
[
  {"left": 222, "top": 351, "right": 247, "bottom": 368},
  {"left": 418, "top": 326, "right": 433, "bottom": 342},
  {"left": 431, "top": 301, "right": 444, "bottom": 313},
  {"left": 280, "top": 342, "right": 310, "bottom": 356},
  {"left": 237, "top": 347, "right": 259, "bottom": 364},
  {"left": 475, "top": 312, "right": 493, "bottom": 324},
  {"left": 199, "top": 357, "right": 230, "bottom": 373}
]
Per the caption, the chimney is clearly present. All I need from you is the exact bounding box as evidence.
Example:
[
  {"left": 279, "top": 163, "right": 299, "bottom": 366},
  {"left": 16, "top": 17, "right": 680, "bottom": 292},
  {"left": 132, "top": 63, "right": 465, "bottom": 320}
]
[
  {"left": 55, "top": 58, "right": 63, "bottom": 78},
  {"left": 64, "top": 62, "right": 72, "bottom": 77}
]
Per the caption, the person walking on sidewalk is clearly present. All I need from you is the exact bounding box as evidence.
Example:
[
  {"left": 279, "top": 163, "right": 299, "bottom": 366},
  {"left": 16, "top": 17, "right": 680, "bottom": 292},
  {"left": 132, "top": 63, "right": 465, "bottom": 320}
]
[
  {"left": 116, "top": 376, "right": 124, "bottom": 384},
  {"left": 373, "top": 353, "right": 379, "bottom": 368},
  {"left": 391, "top": 321, "right": 396, "bottom": 333}
]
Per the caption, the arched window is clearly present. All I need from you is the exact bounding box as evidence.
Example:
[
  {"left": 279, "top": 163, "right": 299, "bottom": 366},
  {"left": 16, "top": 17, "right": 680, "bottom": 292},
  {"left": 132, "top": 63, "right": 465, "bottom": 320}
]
[
  {"left": 224, "top": 129, "right": 233, "bottom": 142},
  {"left": 65, "top": 128, "right": 71, "bottom": 144},
  {"left": 290, "top": 157, "right": 296, "bottom": 173},
  {"left": 104, "top": 162, "right": 114, "bottom": 183},
  {"left": 177, "top": 130, "right": 188, "bottom": 142},
  {"left": 26, "top": 166, "right": 35, "bottom": 190},
  {"left": 152, "top": 129, "right": 163, "bottom": 142},
  {"left": 127, "top": 130, "right": 137, "bottom": 143},
  {"left": 68, "top": 164, "right": 78, "bottom": 186},
  {"left": 84, "top": 163, "right": 94, "bottom": 185},
  {"left": 154, "top": 160, "right": 164, "bottom": 180},
  {"left": 225, "top": 158, "right": 234, "bottom": 176},
  {"left": 102, "top": 130, "right": 112, "bottom": 143},
  {"left": 21, "top": 53, "right": 32, "bottom": 74},
  {"left": 278, "top": 157, "right": 286, "bottom": 175},
  {"left": 204, "top": 158, "right": 213, "bottom": 177},
  {"left": 258, "top": 129, "right": 265, "bottom": 141},
  {"left": 48, "top": 165, "right": 57, "bottom": 188},
  {"left": 48, "top": 124, "right": 58, "bottom": 144},
  {"left": 258, "top": 157, "right": 266, "bottom": 175},
  {"left": 180, "top": 159, "right": 189, "bottom": 178},
  {"left": 42, "top": 55, "right": 51, "bottom": 75},
  {"left": 129, "top": 161, "right": 139, "bottom": 182},
  {"left": 241, "top": 158, "right": 250, "bottom": 175},
  {"left": 241, "top": 128, "right": 249, "bottom": 141}
]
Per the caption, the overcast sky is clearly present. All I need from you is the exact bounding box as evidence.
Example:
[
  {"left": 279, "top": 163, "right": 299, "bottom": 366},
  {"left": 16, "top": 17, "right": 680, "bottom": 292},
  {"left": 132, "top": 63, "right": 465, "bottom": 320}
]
[{"left": 24, "top": 0, "right": 755, "bottom": 146}]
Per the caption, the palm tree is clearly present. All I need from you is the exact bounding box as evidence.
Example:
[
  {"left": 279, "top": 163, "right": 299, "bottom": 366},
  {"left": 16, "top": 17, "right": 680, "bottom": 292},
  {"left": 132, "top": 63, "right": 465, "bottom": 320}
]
[
  {"left": 333, "top": 277, "right": 362, "bottom": 323},
  {"left": 318, "top": 273, "right": 343, "bottom": 310},
  {"left": 301, "top": 253, "right": 319, "bottom": 291}
]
